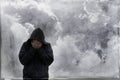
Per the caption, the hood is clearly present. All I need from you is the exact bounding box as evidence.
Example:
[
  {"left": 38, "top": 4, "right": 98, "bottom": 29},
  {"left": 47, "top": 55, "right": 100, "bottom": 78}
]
[{"left": 29, "top": 28, "right": 45, "bottom": 43}]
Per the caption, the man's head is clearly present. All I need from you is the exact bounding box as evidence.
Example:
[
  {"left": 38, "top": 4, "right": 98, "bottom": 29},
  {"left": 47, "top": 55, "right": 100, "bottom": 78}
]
[
  {"left": 30, "top": 28, "right": 45, "bottom": 43},
  {"left": 29, "top": 28, "right": 45, "bottom": 48}
]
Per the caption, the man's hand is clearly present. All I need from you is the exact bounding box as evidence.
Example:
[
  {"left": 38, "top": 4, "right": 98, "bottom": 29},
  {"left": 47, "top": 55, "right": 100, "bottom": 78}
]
[{"left": 31, "top": 40, "right": 42, "bottom": 49}]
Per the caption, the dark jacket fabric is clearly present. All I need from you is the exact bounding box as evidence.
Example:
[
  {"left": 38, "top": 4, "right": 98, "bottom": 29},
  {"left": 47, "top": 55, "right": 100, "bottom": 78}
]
[{"left": 19, "top": 28, "right": 54, "bottom": 80}]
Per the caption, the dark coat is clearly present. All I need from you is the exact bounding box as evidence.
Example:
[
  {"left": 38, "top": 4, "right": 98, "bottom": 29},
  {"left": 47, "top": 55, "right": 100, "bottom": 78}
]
[{"left": 19, "top": 28, "right": 54, "bottom": 79}]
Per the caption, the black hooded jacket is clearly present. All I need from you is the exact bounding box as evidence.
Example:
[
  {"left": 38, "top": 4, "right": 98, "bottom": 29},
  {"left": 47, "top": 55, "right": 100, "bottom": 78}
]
[{"left": 19, "top": 28, "right": 54, "bottom": 79}]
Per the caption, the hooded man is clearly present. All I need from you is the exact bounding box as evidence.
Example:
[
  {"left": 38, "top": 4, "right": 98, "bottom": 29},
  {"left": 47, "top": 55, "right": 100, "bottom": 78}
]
[{"left": 19, "top": 28, "right": 54, "bottom": 80}]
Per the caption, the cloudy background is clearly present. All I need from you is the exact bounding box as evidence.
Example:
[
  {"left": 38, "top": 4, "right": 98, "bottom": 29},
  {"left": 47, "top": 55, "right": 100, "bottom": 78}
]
[{"left": 1, "top": 0, "right": 120, "bottom": 79}]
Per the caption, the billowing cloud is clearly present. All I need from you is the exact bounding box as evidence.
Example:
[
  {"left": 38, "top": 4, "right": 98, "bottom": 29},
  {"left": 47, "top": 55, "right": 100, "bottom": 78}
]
[{"left": 1, "top": 0, "right": 120, "bottom": 79}]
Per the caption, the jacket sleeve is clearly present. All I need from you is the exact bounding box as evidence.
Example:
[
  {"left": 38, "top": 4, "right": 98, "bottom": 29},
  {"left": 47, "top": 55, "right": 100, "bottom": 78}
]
[
  {"left": 19, "top": 42, "right": 36, "bottom": 65},
  {"left": 37, "top": 43, "right": 54, "bottom": 66}
]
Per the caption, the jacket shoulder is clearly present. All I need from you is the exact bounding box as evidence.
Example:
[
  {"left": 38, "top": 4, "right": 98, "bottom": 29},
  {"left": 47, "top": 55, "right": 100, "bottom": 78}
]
[
  {"left": 21, "top": 40, "right": 31, "bottom": 48},
  {"left": 43, "top": 41, "right": 50, "bottom": 45},
  {"left": 22, "top": 41, "right": 28, "bottom": 46},
  {"left": 43, "top": 42, "right": 52, "bottom": 49}
]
